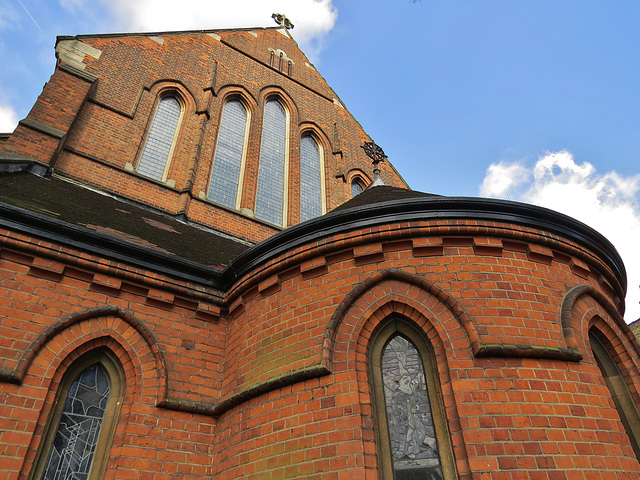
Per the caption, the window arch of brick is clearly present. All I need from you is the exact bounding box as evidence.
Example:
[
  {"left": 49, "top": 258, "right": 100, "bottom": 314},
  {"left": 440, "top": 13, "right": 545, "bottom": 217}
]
[
  {"left": 299, "top": 132, "right": 326, "bottom": 221},
  {"left": 30, "top": 348, "right": 124, "bottom": 480},
  {"left": 208, "top": 96, "right": 251, "bottom": 209},
  {"left": 255, "top": 97, "right": 289, "bottom": 227},
  {"left": 369, "top": 317, "right": 458, "bottom": 480},
  {"left": 346, "top": 169, "right": 370, "bottom": 198},
  {"left": 136, "top": 92, "right": 185, "bottom": 182},
  {"left": 351, "top": 177, "right": 365, "bottom": 197},
  {"left": 589, "top": 327, "right": 640, "bottom": 460}
]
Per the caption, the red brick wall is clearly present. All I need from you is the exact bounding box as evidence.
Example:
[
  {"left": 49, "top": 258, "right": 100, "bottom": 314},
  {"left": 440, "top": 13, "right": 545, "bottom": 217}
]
[
  {"left": 2, "top": 68, "right": 94, "bottom": 165},
  {"left": 0, "top": 226, "right": 224, "bottom": 479},
  {"left": 1, "top": 29, "right": 407, "bottom": 244},
  {"left": 1, "top": 214, "right": 638, "bottom": 479}
]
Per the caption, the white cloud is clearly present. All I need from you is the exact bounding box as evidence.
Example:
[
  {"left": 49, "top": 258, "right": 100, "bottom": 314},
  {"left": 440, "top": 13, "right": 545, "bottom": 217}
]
[
  {"left": 60, "top": 0, "right": 84, "bottom": 11},
  {"left": 0, "top": 0, "right": 21, "bottom": 29},
  {"left": 481, "top": 151, "right": 640, "bottom": 323},
  {"left": 97, "top": 0, "right": 338, "bottom": 59},
  {"left": 0, "top": 103, "right": 19, "bottom": 132},
  {"left": 479, "top": 161, "right": 530, "bottom": 198}
]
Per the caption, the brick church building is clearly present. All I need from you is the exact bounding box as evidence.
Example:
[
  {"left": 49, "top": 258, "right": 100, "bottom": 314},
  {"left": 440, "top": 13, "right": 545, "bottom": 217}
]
[{"left": 1, "top": 23, "right": 640, "bottom": 480}]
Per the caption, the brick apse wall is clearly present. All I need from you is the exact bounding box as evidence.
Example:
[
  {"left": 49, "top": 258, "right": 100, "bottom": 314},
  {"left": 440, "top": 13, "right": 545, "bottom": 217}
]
[{"left": 2, "top": 198, "right": 639, "bottom": 479}]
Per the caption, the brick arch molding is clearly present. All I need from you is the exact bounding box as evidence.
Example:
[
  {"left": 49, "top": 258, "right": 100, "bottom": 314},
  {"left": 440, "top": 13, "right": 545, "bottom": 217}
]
[
  {"left": 561, "top": 284, "right": 638, "bottom": 362},
  {"left": 2, "top": 305, "right": 167, "bottom": 402},
  {"left": 322, "top": 268, "right": 478, "bottom": 372}
]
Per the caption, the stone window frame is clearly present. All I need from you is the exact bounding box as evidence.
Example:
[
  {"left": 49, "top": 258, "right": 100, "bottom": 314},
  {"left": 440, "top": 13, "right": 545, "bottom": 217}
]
[
  {"left": 369, "top": 317, "right": 458, "bottom": 480},
  {"left": 30, "top": 349, "right": 125, "bottom": 480},
  {"left": 255, "top": 96, "right": 290, "bottom": 227},
  {"left": 207, "top": 95, "right": 252, "bottom": 210},
  {"left": 299, "top": 130, "right": 327, "bottom": 222},
  {"left": 589, "top": 328, "right": 640, "bottom": 460},
  {"left": 136, "top": 91, "right": 185, "bottom": 183}
]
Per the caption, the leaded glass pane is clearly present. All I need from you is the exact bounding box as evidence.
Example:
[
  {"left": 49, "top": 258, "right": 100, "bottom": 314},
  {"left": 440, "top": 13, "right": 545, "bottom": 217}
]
[
  {"left": 208, "top": 100, "right": 248, "bottom": 208},
  {"left": 138, "top": 96, "right": 181, "bottom": 181},
  {"left": 42, "top": 364, "right": 110, "bottom": 480},
  {"left": 300, "top": 135, "right": 322, "bottom": 222},
  {"left": 352, "top": 179, "right": 364, "bottom": 197},
  {"left": 255, "top": 100, "right": 287, "bottom": 226},
  {"left": 382, "top": 335, "right": 443, "bottom": 480}
]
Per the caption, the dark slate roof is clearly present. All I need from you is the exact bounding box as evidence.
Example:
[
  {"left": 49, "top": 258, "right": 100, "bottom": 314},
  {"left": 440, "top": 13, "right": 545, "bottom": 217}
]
[
  {"left": 0, "top": 171, "right": 250, "bottom": 271},
  {"left": 0, "top": 169, "right": 626, "bottom": 299},
  {"left": 331, "top": 185, "right": 439, "bottom": 212}
]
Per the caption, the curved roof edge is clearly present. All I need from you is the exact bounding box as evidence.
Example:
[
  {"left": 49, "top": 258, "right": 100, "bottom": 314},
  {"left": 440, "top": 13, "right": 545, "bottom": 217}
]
[
  {"left": 0, "top": 202, "right": 226, "bottom": 288},
  {"left": 224, "top": 195, "right": 627, "bottom": 293},
  {"left": 1, "top": 189, "right": 626, "bottom": 294}
]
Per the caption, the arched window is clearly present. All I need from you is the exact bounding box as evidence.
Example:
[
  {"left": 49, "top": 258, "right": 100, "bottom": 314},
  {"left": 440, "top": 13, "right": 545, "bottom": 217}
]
[
  {"left": 208, "top": 99, "right": 250, "bottom": 209},
  {"left": 351, "top": 177, "right": 365, "bottom": 197},
  {"left": 300, "top": 134, "right": 324, "bottom": 222},
  {"left": 137, "top": 95, "right": 183, "bottom": 182},
  {"left": 590, "top": 329, "right": 640, "bottom": 460},
  {"left": 370, "top": 319, "right": 457, "bottom": 480},
  {"left": 32, "top": 350, "right": 124, "bottom": 480},
  {"left": 255, "top": 99, "right": 288, "bottom": 227}
]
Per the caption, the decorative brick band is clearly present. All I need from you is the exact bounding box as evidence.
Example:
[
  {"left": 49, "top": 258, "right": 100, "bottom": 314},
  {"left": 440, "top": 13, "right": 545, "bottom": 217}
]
[
  {"left": 0, "top": 223, "right": 225, "bottom": 307},
  {"left": 226, "top": 220, "right": 624, "bottom": 318},
  {"left": 225, "top": 196, "right": 626, "bottom": 302}
]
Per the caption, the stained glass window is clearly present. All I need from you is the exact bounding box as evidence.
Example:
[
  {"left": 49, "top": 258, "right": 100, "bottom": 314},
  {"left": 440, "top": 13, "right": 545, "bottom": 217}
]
[
  {"left": 137, "top": 96, "right": 182, "bottom": 181},
  {"left": 255, "top": 99, "right": 287, "bottom": 226},
  {"left": 208, "top": 99, "right": 249, "bottom": 209},
  {"left": 41, "top": 363, "right": 111, "bottom": 480},
  {"left": 300, "top": 135, "right": 323, "bottom": 222},
  {"left": 381, "top": 335, "right": 443, "bottom": 479}
]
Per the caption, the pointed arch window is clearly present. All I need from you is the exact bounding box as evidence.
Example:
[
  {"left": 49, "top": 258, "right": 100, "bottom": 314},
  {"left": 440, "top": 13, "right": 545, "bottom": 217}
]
[
  {"left": 208, "top": 99, "right": 250, "bottom": 209},
  {"left": 255, "top": 99, "right": 288, "bottom": 227},
  {"left": 370, "top": 319, "right": 457, "bottom": 479},
  {"left": 32, "top": 350, "right": 124, "bottom": 480},
  {"left": 300, "top": 134, "right": 324, "bottom": 222},
  {"left": 137, "top": 95, "right": 183, "bottom": 182},
  {"left": 590, "top": 329, "right": 640, "bottom": 460}
]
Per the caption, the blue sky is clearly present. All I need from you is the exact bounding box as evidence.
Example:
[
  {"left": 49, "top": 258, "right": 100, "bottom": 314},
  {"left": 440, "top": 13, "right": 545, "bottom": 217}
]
[{"left": 1, "top": 0, "right": 639, "bottom": 321}]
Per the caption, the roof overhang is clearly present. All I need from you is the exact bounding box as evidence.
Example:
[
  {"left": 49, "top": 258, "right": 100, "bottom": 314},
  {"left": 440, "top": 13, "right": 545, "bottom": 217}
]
[
  {"left": 0, "top": 192, "right": 626, "bottom": 295},
  {"left": 225, "top": 195, "right": 627, "bottom": 293}
]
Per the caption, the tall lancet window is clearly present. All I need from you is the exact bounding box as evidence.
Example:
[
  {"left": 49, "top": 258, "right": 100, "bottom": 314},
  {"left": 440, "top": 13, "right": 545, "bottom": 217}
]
[
  {"left": 137, "top": 95, "right": 183, "bottom": 182},
  {"left": 370, "top": 320, "right": 457, "bottom": 480},
  {"left": 255, "top": 99, "right": 288, "bottom": 227},
  {"left": 300, "top": 135, "right": 324, "bottom": 222},
  {"left": 33, "top": 351, "right": 123, "bottom": 480},
  {"left": 590, "top": 329, "right": 640, "bottom": 460},
  {"left": 208, "top": 99, "right": 249, "bottom": 209}
]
